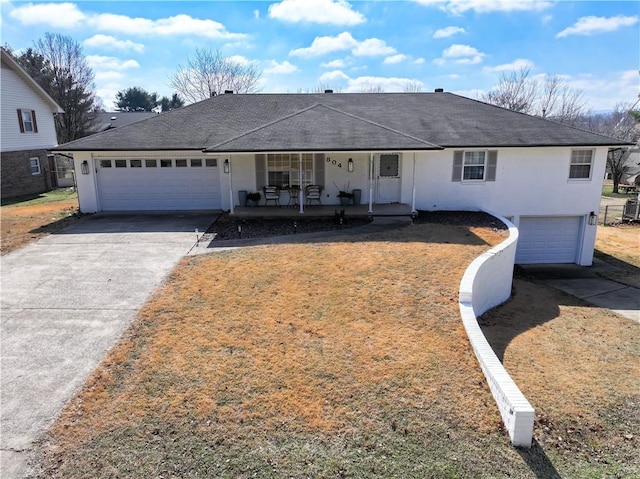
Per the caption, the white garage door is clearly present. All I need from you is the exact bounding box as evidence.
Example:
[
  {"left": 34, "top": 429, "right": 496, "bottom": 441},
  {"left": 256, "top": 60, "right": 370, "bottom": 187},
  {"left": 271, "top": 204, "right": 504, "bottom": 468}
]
[
  {"left": 516, "top": 216, "right": 582, "bottom": 264},
  {"left": 96, "top": 158, "right": 221, "bottom": 211}
]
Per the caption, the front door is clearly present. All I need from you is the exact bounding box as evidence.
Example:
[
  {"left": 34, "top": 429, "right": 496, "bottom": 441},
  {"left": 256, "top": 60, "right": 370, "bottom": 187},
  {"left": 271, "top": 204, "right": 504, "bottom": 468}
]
[{"left": 376, "top": 154, "right": 401, "bottom": 203}]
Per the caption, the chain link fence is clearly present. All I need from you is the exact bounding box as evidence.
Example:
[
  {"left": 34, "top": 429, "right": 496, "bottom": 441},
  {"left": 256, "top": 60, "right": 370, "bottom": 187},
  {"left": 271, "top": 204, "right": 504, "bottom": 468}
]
[{"left": 599, "top": 200, "right": 640, "bottom": 225}]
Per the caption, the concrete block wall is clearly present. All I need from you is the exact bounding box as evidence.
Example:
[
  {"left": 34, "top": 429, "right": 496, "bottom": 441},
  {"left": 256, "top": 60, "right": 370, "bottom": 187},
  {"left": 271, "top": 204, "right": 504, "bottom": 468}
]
[
  {"left": 1, "top": 149, "right": 51, "bottom": 199},
  {"left": 458, "top": 211, "right": 535, "bottom": 448}
]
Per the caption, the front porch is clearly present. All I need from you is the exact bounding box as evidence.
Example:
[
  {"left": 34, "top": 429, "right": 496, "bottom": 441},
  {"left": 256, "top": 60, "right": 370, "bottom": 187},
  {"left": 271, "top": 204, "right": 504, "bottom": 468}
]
[{"left": 232, "top": 203, "right": 413, "bottom": 218}]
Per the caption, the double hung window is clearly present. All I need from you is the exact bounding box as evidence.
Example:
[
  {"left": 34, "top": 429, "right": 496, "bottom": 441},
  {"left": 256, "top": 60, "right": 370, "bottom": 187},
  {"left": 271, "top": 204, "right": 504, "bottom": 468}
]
[
  {"left": 267, "top": 153, "right": 313, "bottom": 188},
  {"left": 569, "top": 149, "right": 593, "bottom": 179}
]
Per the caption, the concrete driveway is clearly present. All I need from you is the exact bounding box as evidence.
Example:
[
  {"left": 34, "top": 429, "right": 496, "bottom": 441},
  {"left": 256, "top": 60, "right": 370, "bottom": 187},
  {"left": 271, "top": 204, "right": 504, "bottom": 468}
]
[{"left": 1, "top": 212, "right": 216, "bottom": 478}]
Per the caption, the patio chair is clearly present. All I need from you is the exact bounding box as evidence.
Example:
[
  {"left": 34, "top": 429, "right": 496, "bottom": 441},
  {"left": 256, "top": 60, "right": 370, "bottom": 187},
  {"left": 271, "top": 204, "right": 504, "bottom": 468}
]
[
  {"left": 305, "top": 184, "right": 322, "bottom": 205},
  {"left": 263, "top": 186, "right": 280, "bottom": 206}
]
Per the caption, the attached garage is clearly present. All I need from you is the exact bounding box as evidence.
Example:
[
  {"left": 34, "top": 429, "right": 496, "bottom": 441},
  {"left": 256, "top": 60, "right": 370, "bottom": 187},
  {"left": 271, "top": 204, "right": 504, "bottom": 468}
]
[
  {"left": 515, "top": 216, "right": 583, "bottom": 264},
  {"left": 95, "top": 157, "right": 221, "bottom": 211}
]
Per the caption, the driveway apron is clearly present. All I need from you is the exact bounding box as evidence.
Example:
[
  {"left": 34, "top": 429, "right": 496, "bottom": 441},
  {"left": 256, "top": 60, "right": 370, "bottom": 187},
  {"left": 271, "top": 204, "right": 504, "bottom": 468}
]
[{"left": 1, "top": 212, "right": 216, "bottom": 478}]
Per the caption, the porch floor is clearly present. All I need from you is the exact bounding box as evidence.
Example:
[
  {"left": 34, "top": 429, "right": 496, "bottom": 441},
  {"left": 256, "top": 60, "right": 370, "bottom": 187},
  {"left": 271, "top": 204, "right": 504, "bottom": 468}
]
[{"left": 232, "top": 203, "right": 413, "bottom": 218}]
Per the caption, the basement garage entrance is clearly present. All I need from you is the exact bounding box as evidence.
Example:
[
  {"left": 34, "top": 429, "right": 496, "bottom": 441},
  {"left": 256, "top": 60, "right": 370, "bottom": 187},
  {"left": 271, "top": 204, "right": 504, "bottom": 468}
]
[
  {"left": 96, "top": 158, "right": 221, "bottom": 211},
  {"left": 515, "top": 216, "right": 583, "bottom": 264}
]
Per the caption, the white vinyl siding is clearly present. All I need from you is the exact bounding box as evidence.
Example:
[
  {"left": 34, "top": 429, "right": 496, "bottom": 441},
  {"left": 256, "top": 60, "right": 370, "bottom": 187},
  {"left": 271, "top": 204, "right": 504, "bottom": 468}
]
[{"left": 1, "top": 61, "right": 58, "bottom": 151}]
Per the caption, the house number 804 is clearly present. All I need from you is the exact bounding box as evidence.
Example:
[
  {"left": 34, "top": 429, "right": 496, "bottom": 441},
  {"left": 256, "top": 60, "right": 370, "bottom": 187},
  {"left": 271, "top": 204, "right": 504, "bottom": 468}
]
[{"left": 326, "top": 157, "right": 342, "bottom": 168}]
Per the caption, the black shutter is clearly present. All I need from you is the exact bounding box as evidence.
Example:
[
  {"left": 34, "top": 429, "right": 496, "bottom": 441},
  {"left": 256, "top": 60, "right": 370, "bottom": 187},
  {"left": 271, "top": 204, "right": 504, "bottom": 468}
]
[
  {"left": 17, "top": 110, "right": 24, "bottom": 133},
  {"left": 31, "top": 110, "right": 38, "bottom": 133},
  {"left": 255, "top": 154, "right": 266, "bottom": 190},
  {"left": 314, "top": 153, "right": 325, "bottom": 186},
  {"left": 452, "top": 151, "right": 463, "bottom": 182},
  {"left": 486, "top": 151, "right": 497, "bottom": 181}
]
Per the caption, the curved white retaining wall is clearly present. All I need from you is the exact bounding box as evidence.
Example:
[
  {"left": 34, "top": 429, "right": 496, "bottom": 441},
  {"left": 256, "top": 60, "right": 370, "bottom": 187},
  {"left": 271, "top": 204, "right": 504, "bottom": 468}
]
[{"left": 458, "top": 210, "right": 535, "bottom": 448}]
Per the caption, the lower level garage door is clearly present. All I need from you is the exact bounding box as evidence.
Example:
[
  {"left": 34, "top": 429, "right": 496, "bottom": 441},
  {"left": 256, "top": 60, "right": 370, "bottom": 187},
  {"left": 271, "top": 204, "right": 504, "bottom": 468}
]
[
  {"left": 96, "top": 158, "right": 221, "bottom": 211},
  {"left": 515, "top": 216, "right": 582, "bottom": 264}
]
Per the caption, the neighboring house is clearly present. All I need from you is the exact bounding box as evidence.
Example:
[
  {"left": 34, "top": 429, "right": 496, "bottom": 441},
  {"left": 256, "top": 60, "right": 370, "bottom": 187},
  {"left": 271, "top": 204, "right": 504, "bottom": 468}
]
[
  {"left": 90, "top": 111, "right": 158, "bottom": 132},
  {"left": 54, "top": 91, "right": 630, "bottom": 265},
  {"left": 1, "top": 47, "right": 64, "bottom": 199}
]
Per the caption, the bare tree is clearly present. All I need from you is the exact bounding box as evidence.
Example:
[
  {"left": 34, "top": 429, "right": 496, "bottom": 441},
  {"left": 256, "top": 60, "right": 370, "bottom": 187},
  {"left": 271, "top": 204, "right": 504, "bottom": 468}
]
[
  {"left": 296, "top": 84, "right": 343, "bottom": 93},
  {"left": 403, "top": 81, "right": 423, "bottom": 93},
  {"left": 359, "top": 85, "right": 385, "bottom": 93},
  {"left": 584, "top": 103, "right": 640, "bottom": 192},
  {"left": 483, "top": 68, "right": 586, "bottom": 125},
  {"left": 168, "top": 48, "right": 261, "bottom": 104},
  {"left": 19, "top": 33, "right": 98, "bottom": 143}
]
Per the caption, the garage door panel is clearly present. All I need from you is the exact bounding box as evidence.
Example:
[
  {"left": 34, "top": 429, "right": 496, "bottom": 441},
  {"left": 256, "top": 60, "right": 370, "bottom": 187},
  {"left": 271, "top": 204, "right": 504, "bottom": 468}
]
[
  {"left": 516, "top": 216, "right": 582, "bottom": 264},
  {"left": 97, "top": 160, "right": 221, "bottom": 211}
]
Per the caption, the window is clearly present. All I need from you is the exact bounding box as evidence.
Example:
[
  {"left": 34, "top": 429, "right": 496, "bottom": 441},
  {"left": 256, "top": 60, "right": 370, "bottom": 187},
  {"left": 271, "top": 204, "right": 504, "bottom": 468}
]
[
  {"left": 130, "top": 159, "right": 142, "bottom": 168},
  {"left": 115, "top": 160, "right": 127, "bottom": 168},
  {"left": 569, "top": 149, "right": 593, "bottom": 179},
  {"left": 266, "top": 153, "right": 313, "bottom": 188},
  {"left": 190, "top": 159, "right": 202, "bottom": 167},
  {"left": 145, "top": 159, "right": 157, "bottom": 168},
  {"left": 205, "top": 158, "right": 218, "bottom": 167},
  {"left": 463, "top": 151, "right": 486, "bottom": 180},
  {"left": 18, "top": 109, "right": 38, "bottom": 133},
  {"left": 452, "top": 150, "right": 498, "bottom": 182},
  {"left": 100, "top": 160, "right": 112, "bottom": 168},
  {"left": 29, "top": 157, "right": 41, "bottom": 175},
  {"left": 175, "top": 159, "right": 187, "bottom": 167},
  {"left": 160, "top": 159, "right": 172, "bottom": 168}
]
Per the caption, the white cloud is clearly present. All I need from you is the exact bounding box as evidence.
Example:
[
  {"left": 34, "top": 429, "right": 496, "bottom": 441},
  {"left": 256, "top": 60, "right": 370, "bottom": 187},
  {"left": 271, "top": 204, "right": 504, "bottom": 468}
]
[
  {"left": 254, "top": 9, "right": 260, "bottom": 19},
  {"left": 383, "top": 54, "right": 408, "bottom": 65},
  {"left": 321, "top": 59, "right": 347, "bottom": 68},
  {"left": 94, "top": 71, "right": 125, "bottom": 82},
  {"left": 264, "top": 60, "right": 299, "bottom": 75},
  {"left": 436, "top": 44, "right": 485, "bottom": 65},
  {"left": 414, "top": 0, "right": 552, "bottom": 14},
  {"left": 87, "top": 55, "right": 140, "bottom": 71},
  {"left": 290, "top": 32, "right": 358, "bottom": 57},
  {"left": 319, "top": 70, "right": 351, "bottom": 83},
  {"left": 556, "top": 15, "right": 639, "bottom": 38},
  {"left": 352, "top": 38, "right": 396, "bottom": 56},
  {"left": 345, "top": 75, "right": 425, "bottom": 92},
  {"left": 83, "top": 34, "right": 145, "bottom": 53},
  {"left": 9, "top": 3, "right": 246, "bottom": 40},
  {"left": 484, "top": 58, "right": 534, "bottom": 73},
  {"left": 228, "top": 55, "right": 251, "bottom": 66},
  {"left": 268, "top": 0, "right": 365, "bottom": 26},
  {"left": 9, "top": 2, "right": 86, "bottom": 28},
  {"left": 433, "top": 26, "right": 466, "bottom": 39},
  {"left": 413, "top": 58, "right": 426, "bottom": 65},
  {"left": 290, "top": 32, "right": 395, "bottom": 57},
  {"left": 560, "top": 70, "right": 638, "bottom": 111}
]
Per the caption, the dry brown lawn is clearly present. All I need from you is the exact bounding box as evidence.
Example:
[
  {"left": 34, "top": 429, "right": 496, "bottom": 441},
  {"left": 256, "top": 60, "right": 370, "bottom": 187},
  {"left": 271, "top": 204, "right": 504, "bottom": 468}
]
[
  {"left": 595, "top": 224, "right": 640, "bottom": 287},
  {"left": 33, "top": 220, "right": 640, "bottom": 478},
  {"left": 0, "top": 190, "right": 80, "bottom": 255}
]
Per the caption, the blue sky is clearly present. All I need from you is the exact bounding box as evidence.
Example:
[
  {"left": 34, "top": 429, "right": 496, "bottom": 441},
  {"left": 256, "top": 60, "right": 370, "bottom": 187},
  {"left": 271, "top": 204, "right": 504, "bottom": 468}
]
[{"left": 2, "top": 0, "right": 638, "bottom": 111}]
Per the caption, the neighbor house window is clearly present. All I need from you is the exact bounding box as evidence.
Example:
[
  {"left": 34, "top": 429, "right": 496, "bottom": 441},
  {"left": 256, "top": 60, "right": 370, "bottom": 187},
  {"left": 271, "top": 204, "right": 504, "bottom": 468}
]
[
  {"left": 569, "top": 149, "right": 593, "bottom": 179},
  {"left": 18, "top": 109, "right": 38, "bottom": 133},
  {"left": 29, "top": 157, "right": 41, "bottom": 175},
  {"left": 266, "top": 153, "right": 313, "bottom": 188}
]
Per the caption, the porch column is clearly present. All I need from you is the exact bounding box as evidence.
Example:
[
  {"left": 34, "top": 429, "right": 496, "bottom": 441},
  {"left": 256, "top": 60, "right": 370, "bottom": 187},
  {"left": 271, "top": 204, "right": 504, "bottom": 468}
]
[
  {"left": 299, "top": 151, "right": 304, "bottom": 214},
  {"left": 411, "top": 153, "right": 417, "bottom": 214},
  {"left": 368, "top": 152, "right": 374, "bottom": 214},
  {"left": 228, "top": 156, "right": 234, "bottom": 214}
]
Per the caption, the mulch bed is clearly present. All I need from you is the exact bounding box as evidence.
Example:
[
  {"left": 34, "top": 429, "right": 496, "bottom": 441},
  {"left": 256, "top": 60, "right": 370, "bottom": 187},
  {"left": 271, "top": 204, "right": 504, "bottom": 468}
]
[{"left": 207, "top": 210, "right": 508, "bottom": 241}]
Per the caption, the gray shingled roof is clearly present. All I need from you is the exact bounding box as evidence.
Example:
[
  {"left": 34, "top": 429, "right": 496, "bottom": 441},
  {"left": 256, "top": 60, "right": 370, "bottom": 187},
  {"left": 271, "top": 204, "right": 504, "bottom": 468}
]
[{"left": 54, "top": 92, "right": 630, "bottom": 152}]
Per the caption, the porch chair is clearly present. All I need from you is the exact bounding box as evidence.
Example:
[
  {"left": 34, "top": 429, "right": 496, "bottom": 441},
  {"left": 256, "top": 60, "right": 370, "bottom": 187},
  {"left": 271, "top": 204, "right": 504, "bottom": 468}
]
[
  {"left": 305, "top": 184, "right": 323, "bottom": 205},
  {"left": 263, "top": 185, "right": 280, "bottom": 206}
]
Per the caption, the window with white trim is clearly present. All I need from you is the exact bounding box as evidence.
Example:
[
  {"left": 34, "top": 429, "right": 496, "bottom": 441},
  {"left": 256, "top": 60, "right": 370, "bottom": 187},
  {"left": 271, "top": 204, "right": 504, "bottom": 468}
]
[
  {"left": 569, "top": 149, "right": 593, "bottom": 179},
  {"left": 30, "top": 157, "right": 41, "bottom": 175},
  {"left": 266, "top": 153, "right": 313, "bottom": 188},
  {"left": 18, "top": 109, "right": 38, "bottom": 133},
  {"left": 463, "top": 151, "right": 486, "bottom": 180}
]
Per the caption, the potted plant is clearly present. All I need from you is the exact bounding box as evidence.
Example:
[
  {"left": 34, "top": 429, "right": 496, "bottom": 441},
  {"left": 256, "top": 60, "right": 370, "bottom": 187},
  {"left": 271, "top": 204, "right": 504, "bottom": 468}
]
[{"left": 246, "top": 191, "right": 261, "bottom": 206}]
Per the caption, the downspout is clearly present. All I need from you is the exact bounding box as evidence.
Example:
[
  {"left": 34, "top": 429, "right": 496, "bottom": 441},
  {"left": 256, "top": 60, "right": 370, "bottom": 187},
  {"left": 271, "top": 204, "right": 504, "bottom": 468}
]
[
  {"left": 368, "top": 152, "right": 374, "bottom": 214},
  {"left": 228, "top": 156, "right": 234, "bottom": 214},
  {"left": 411, "top": 152, "right": 417, "bottom": 213}
]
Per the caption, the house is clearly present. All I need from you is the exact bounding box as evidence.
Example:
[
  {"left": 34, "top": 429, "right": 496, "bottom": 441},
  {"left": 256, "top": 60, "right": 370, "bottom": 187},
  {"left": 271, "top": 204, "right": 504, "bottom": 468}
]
[
  {"left": 53, "top": 90, "right": 630, "bottom": 265},
  {"left": 1, "top": 47, "right": 64, "bottom": 199},
  {"left": 90, "top": 111, "right": 158, "bottom": 132}
]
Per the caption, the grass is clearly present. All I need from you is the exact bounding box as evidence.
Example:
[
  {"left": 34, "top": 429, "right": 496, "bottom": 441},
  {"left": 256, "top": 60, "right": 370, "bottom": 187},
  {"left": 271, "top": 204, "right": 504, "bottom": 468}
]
[
  {"left": 0, "top": 187, "right": 78, "bottom": 207},
  {"left": 0, "top": 188, "right": 80, "bottom": 255},
  {"left": 33, "top": 220, "right": 639, "bottom": 478},
  {"left": 601, "top": 181, "right": 636, "bottom": 198}
]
